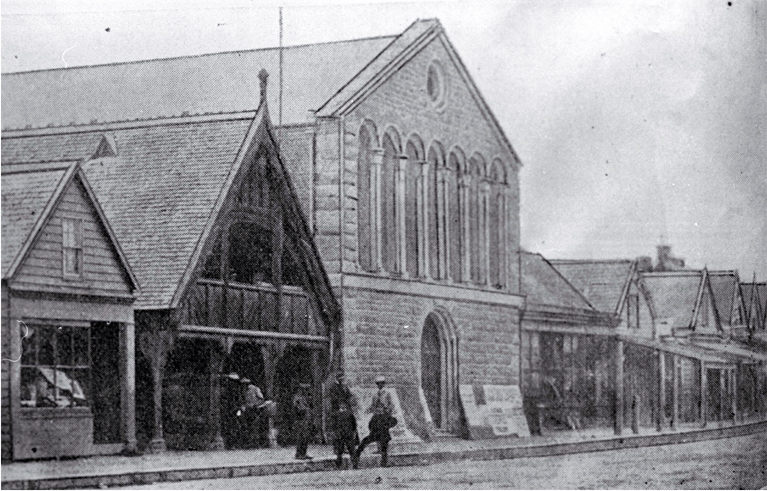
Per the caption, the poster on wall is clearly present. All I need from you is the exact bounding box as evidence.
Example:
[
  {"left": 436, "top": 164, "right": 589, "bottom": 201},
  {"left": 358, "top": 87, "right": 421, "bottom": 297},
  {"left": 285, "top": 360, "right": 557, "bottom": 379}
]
[{"left": 459, "top": 384, "right": 530, "bottom": 439}]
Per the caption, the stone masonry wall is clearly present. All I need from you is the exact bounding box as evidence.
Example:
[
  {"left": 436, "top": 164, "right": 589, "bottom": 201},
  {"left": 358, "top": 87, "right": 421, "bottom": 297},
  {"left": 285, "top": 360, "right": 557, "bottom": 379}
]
[
  {"left": 341, "top": 283, "right": 520, "bottom": 438},
  {"left": 312, "top": 117, "right": 341, "bottom": 274},
  {"left": 343, "top": 36, "right": 521, "bottom": 293}
]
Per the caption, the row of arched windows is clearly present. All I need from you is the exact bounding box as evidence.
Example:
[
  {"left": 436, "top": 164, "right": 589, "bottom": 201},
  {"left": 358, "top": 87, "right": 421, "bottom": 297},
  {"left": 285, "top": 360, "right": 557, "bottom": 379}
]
[{"left": 357, "top": 120, "right": 511, "bottom": 289}]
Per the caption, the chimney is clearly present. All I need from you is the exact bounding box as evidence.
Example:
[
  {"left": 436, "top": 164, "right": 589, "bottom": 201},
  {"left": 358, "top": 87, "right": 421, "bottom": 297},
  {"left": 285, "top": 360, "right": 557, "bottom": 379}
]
[
  {"left": 258, "top": 69, "right": 269, "bottom": 108},
  {"left": 655, "top": 244, "right": 685, "bottom": 271},
  {"left": 656, "top": 244, "right": 671, "bottom": 270},
  {"left": 636, "top": 256, "right": 653, "bottom": 272}
]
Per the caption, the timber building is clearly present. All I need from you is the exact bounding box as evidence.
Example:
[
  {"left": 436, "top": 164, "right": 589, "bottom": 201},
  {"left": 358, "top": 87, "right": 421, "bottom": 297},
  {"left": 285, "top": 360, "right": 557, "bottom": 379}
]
[
  {"left": 1, "top": 162, "right": 139, "bottom": 459},
  {"left": 533, "top": 257, "right": 767, "bottom": 435}
]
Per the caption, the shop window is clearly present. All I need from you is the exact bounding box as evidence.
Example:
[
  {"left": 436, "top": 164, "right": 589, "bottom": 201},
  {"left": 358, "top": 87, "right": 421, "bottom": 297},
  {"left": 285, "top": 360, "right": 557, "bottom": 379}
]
[
  {"left": 62, "top": 218, "right": 83, "bottom": 277},
  {"left": 20, "top": 323, "right": 91, "bottom": 408}
]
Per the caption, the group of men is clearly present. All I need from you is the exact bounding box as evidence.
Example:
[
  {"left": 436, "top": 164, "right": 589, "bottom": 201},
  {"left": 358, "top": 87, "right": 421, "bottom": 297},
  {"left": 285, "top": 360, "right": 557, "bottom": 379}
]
[{"left": 291, "top": 373, "right": 396, "bottom": 468}]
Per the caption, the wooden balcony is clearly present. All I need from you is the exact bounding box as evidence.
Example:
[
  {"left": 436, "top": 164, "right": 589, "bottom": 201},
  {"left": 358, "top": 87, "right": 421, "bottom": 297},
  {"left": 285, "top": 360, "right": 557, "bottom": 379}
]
[{"left": 179, "top": 279, "right": 323, "bottom": 338}]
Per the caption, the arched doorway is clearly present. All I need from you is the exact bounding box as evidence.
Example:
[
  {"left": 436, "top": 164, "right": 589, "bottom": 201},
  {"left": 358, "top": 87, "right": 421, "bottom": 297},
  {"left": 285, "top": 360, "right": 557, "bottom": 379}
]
[{"left": 420, "top": 311, "right": 458, "bottom": 433}]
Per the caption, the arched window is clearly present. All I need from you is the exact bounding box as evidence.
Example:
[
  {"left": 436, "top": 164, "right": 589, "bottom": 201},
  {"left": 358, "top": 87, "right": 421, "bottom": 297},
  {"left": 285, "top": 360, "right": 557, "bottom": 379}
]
[
  {"left": 427, "top": 143, "right": 445, "bottom": 279},
  {"left": 468, "top": 154, "right": 484, "bottom": 284},
  {"left": 447, "top": 150, "right": 463, "bottom": 282},
  {"left": 488, "top": 159, "right": 504, "bottom": 288},
  {"left": 381, "top": 130, "right": 400, "bottom": 273},
  {"left": 357, "top": 124, "right": 374, "bottom": 271},
  {"left": 405, "top": 137, "right": 424, "bottom": 278}
]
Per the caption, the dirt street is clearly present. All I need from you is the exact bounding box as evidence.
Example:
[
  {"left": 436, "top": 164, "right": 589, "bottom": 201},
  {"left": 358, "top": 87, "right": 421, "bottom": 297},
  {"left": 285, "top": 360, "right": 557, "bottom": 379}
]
[{"left": 128, "top": 432, "right": 767, "bottom": 489}]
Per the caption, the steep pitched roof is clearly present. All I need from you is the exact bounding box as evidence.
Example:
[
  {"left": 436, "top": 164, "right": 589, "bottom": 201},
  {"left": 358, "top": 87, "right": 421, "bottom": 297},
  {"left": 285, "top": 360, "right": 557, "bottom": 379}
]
[
  {"left": 549, "top": 259, "right": 634, "bottom": 314},
  {"left": 3, "top": 117, "right": 252, "bottom": 307},
  {"left": 317, "top": 18, "right": 520, "bottom": 165},
  {"left": 520, "top": 252, "right": 595, "bottom": 311},
  {"left": 640, "top": 271, "right": 705, "bottom": 330},
  {"left": 1, "top": 36, "right": 395, "bottom": 130},
  {"left": 2, "top": 164, "right": 72, "bottom": 277},
  {"left": 707, "top": 271, "right": 743, "bottom": 325},
  {"left": 742, "top": 282, "right": 766, "bottom": 330},
  {"left": 2, "top": 96, "right": 340, "bottom": 326},
  {"left": 1, "top": 162, "right": 138, "bottom": 290}
]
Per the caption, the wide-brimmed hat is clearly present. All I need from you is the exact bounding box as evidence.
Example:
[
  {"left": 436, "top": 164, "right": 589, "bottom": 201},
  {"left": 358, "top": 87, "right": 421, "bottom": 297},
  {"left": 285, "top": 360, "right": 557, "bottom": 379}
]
[{"left": 375, "top": 375, "right": 386, "bottom": 384}]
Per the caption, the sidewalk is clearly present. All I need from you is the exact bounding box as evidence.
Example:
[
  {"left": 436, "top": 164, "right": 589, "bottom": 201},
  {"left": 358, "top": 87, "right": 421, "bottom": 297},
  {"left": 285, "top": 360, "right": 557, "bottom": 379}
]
[{"left": 3, "top": 419, "right": 766, "bottom": 490}]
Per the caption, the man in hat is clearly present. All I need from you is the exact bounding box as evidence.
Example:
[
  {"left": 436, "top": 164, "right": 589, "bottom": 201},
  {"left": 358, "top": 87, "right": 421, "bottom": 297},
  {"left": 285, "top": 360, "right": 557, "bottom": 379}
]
[
  {"left": 238, "top": 380, "right": 267, "bottom": 448},
  {"left": 355, "top": 375, "right": 395, "bottom": 467},
  {"left": 292, "top": 382, "right": 313, "bottom": 459},
  {"left": 329, "top": 372, "right": 358, "bottom": 469}
]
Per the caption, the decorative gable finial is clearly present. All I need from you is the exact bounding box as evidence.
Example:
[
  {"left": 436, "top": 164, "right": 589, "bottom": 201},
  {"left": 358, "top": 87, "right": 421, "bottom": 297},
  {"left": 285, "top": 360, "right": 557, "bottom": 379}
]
[{"left": 259, "top": 69, "right": 269, "bottom": 108}]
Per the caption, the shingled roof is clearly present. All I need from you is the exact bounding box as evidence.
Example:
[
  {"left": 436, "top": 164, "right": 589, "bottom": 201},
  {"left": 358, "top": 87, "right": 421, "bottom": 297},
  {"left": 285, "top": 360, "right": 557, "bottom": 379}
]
[
  {"left": 520, "top": 252, "right": 595, "bottom": 311},
  {"left": 2, "top": 165, "right": 71, "bottom": 277},
  {"left": 3, "top": 102, "right": 339, "bottom": 327},
  {"left": 1, "top": 162, "right": 137, "bottom": 290},
  {"left": 3, "top": 118, "right": 249, "bottom": 307},
  {"left": 549, "top": 259, "right": 634, "bottom": 314}
]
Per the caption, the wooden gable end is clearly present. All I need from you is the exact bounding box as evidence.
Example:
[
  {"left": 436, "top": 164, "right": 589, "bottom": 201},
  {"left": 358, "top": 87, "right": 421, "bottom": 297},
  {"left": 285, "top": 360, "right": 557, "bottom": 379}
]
[
  {"left": 13, "top": 175, "right": 133, "bottom": 297},
  {"left": 178, "top": 139, "right": 331, "bottom": 339}
]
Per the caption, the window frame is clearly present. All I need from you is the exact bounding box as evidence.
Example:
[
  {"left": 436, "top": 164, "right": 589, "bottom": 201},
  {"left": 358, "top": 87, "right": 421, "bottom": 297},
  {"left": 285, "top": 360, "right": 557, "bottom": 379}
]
[
  {"left": 19, "top": 320, "right": 92, "bottom": 410},
  {"left": 61, "top": 217, "right": 84, "bottom": 279}
]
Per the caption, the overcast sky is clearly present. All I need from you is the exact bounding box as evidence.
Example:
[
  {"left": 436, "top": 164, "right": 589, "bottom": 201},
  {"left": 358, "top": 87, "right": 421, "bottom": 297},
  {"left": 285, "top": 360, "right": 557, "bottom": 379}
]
[{"left": 3, "top": 0, "right": 765, "bottom": 280}]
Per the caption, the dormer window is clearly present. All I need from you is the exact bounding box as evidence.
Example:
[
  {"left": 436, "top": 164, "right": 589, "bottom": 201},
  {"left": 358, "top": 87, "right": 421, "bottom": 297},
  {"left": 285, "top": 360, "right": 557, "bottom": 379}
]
[{"left": 62, "top": 218, "right": 83, "bottom": 277}]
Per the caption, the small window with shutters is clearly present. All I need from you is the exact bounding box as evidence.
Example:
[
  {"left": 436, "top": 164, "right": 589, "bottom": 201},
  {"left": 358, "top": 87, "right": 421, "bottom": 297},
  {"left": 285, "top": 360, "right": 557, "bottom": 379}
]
[{"left": 62, "top": 218, "right": 83, "bottom": 278}]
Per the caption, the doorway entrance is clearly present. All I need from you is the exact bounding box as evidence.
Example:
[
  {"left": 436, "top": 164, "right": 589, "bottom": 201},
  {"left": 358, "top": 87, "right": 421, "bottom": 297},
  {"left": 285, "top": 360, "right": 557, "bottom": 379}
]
[
  {"left": 420, "top": 311, "right": 458, "bottom": 433},
  {"left": 274, "top": 346, "right": 314, "bottom": 445}
]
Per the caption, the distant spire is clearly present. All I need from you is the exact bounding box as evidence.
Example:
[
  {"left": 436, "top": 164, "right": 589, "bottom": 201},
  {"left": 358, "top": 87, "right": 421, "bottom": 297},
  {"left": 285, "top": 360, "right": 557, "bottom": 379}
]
[{"left": 259, "top": 69, "right": 269, "bottom": 108}]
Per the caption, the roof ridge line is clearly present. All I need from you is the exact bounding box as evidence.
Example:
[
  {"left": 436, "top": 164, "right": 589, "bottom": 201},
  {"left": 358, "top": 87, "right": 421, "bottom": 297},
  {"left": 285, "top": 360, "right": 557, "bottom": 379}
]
[
  {"left": 549, "top": 258, "right": 633, "bottom": 263},
  {"left": 2, "top": 110, "right": 257, "bottom": 137},
  {"left": 1, "top": 33, "right": 400, "bottom": 76}
]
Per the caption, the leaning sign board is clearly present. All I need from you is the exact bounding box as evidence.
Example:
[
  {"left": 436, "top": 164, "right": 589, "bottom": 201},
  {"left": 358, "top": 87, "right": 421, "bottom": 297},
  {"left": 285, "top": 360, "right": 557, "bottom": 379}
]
[
  {"left": 351, "top": 387, "right": 421, "bottom": 444},
  {"left": 459, "top": 384, "right": 530, "bottom": 439}
]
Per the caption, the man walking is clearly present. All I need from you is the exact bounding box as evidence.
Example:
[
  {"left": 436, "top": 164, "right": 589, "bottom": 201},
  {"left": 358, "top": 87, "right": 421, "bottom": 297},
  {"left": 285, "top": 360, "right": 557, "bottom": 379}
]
[
  {"left": 355, "top": 375, "right": 395, "bottom": 467},
  {"left": 292, "top": 382, "right": 313, "bottom": 460},
  {"left": 329, "top": 372, "right": 358, "bottom": 469}
]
